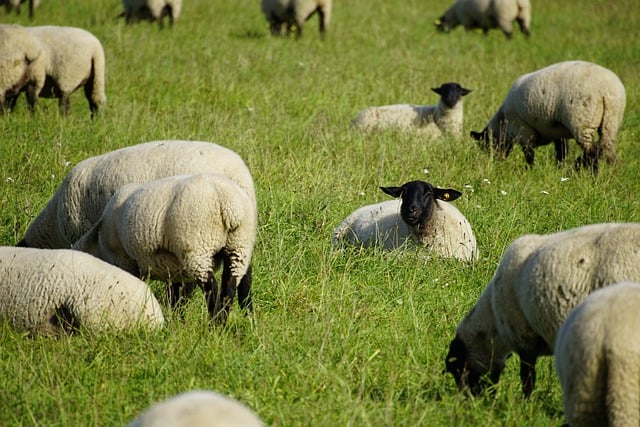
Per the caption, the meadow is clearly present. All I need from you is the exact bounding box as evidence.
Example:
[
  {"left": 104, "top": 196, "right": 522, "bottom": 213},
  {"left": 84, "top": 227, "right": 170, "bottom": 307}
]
[{"left": 0, "top": 0, "right": 639, "bottom": 425}]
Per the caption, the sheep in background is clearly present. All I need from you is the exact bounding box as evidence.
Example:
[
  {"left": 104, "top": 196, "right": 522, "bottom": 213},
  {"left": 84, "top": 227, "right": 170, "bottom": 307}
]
[
  {"left": 261, "top": 0, "right": 332, "bottom": 37},
  {"left": 0, "top": 0, "right": 40, "bottom": 19},
  {"left": 435, "top": 0, "right": 531, "bottom": 38},
  {"left": 332, "top": 180, "right": 478, "bottom": 262},
  {"left": 127, "top": 390, "right": 263, "bottom": 427},
  {"left": 73, "top": 174, "right": 257, "bottom": 323},
  {"left": 471, "top": 61, "right": 626, "bottom": 172},
  {"left": 445, "top": 223, "right": 640, "bottom": 398},
  {"left": 555, "top": 282, "right": 640, "bottom": 427},
  {"left": 24, "top": 26, "right": 106, "bottom": 117},
  {"left": 0, "top": 246, "right": 164, "bottom": 335},
  {"left": 119, "top": 0, "right": 182, "bottom": 28},
  {"left": 351, "top": 83, "right": 472, "bottom": 138}
]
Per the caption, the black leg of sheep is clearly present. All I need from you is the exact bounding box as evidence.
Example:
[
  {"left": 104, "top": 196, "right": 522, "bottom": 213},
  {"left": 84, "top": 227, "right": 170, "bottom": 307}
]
[{"left": 237, "top": 265, "right": 253, "bottom": 314}]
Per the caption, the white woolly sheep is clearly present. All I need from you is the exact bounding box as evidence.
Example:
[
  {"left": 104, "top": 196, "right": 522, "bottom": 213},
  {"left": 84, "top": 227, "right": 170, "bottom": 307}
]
[
  {"left": 435, "top": 0, "right": 531, "bottom": 38},
  {"left": 444, "top": 222, "right": 640, "bottom": 398},
  {"left": 332, "top": 180, "right": 478, "bottom": 262},
  {"left": 127, "top": 390, "right": 263, "bottom": 427},
  {"left": 351, "top": 83, "right": 472, "bottom": 138},
  {"left": 120, "top": 0, "right": 182, "bottom": 28},
  {"left": 261, "top": 0, "right": 332, "bottom": 37},
  {"left": 73, "top": 173, "right": 257, "bottom": 323},
  {"left": 555, "top": 281, "right": 640, "bottom": 427},
  {"left": 0, "top": 246, "right": 164, "bottom": 335},
  {"left": 0, "top": 24, "right": 45, "bottom": 114},
  {"left": 18, "top": 140, "right": 256, "bottom": 250},
  {"left": 471, "top": 60, "right": 626, "bottom": 172},
  {"left": 25, "top": 26, "right": 107, "bottom": 117},
  {"left": 0, "top": 0, "right": 40, "bottom": 18}
]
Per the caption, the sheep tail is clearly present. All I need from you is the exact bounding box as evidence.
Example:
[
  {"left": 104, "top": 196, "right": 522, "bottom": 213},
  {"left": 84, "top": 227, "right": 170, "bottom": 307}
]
[
  {"left": 88, "top": 43, "right": 107, "bottom": 115},
  {"left": 599, "top": 94, "right": 623, "bottom": 164}
]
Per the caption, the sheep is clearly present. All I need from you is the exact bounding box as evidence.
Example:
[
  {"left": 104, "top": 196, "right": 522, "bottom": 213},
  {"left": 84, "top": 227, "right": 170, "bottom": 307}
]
[
  {"left": 261, "top": 0, "right": 332, "bottom": 38},
  {"left": 332, "top": 180, "right": 478, "bottom": 262},
  {"left": 434, "top": 0, "right": 531, "bottom": 38},
  {"left": 351, "top": 83, "right": 472, "bottom": 138},
  {"left": 72, "top": 173, "right": 257, "bottom": 323},
  {"left": 0, "top": 246, "right": 164, "bottom": 335},
  {"left": 471, "top": 60, "right": 626, "bottom": 172},
  {"left": 127, "top": 390, "right": 263, "bottom": 427},
  {"left": 0, "top": 0, "right": 40, "bottom": 18},
  {"left": 444, "top": 222, "right": 640, "bottom": 398},
  {"left": 119, "top": 0, "right": 182, "bottom": 28},
  {"left": 554, "top": 281, "right": 640, "bottom": 427},
  {"left": 25, "top": 26, "right": 107, "bottom": 117},
  {"left": 0, "top": 24, "right": 45, "bottom": 114}
]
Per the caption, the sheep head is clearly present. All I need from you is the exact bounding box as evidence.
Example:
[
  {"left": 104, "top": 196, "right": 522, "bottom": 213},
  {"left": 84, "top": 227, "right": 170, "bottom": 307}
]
[{"left": 432, "top": 83, "right": 472, "bottom": 108}]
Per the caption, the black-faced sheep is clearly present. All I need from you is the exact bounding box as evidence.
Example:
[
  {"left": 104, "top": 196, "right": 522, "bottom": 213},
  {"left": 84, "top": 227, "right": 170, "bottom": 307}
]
[
  {"left": 435, "top": 0, "right": 531, "bottom": 38},
  {"left": 119, "top": 0, "right": 182, "bottom": 28},
  {"left": 0, "top": 0, "right": 40, "bottom": 19},
  {"left": 261, "top": 0, "right": 332, "bottom": 37}
]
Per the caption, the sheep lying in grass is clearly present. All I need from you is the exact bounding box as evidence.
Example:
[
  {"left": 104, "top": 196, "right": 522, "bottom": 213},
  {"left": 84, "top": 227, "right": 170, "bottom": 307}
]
[
  {"left": 445, "top": 223, "right": 640, "bottom": 398},
  {"left": 18, "top": 140, "right": 256, "bottom": 250},
  {"left": 0, "top": 0, "right": 40, "bottom": 18},
  {"left": 435, "top": 0, "right": 531, "bottom": 38},
  {"left": 25, "top": 26, "right": 107, "bottom": 117},
  {"left": 332, "top": 180, "right": 478, "bottom": 262},
  {"left": 471, "top": 61, "right": 626, "bottom": 172},
  {"left": 555, "top": 281, "right": 640, "bottom": 427},
  {"left": 261, "top": 0, "right": 332, "bottom": 37},
  {"left": 0, "top": 246, "right": 164, "bottom": 335},
  {"left": 73, "top": 174, "right": 257, "bottom": 323},
  {"left": 0, "top": 24, "right": 45, "bottom": 114},
  {"left": 127, "top": 390, "right": 263, "bottom": 427},
  {"left": 119, "top": 0, "right": 182, "bottom": 28},
  {"left": 351, "top": 83, "right": 472, "bottom": 138}
]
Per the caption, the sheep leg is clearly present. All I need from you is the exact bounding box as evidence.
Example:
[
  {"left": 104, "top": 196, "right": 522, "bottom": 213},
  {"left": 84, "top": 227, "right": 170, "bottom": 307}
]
[
  {"left": 84, "top": 76, "right": 99, "bottom": 118},
  {"left": 167, "top": 281, "right": 196, "bottom": 317},
  {"left": 203, "top": 272, "right": 225, "bottom": 324},
  {"left": 522, "top": 144, "right": 535, "bottom": 165},
  {"left": 553, "top": 138, "right": 569, "bottom": 163},
  {"left": 519, "top": 354, "right": 537, "bottom": 398},
  {"left": 237, "top": 264, "right": 253, "bottom": 313},
  {"left": 58, "top": 94, "right": 71, "bottom": 115},
  {"left": 218, "top": 255, "right": 238, "bottom": 324},
  {"left": 25, "top": 84, "right": 39, "bottom": 114}
]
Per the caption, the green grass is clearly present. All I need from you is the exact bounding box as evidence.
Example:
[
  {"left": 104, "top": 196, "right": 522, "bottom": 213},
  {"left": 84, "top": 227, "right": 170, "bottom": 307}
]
[{"left": 1, "top": 0, "right": 639, "bottom": 425}]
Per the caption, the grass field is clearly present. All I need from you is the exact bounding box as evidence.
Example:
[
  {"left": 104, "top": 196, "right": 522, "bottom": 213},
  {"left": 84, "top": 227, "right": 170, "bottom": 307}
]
[{"left": 1, "top": 0, "right": 639, "bottom": 425}]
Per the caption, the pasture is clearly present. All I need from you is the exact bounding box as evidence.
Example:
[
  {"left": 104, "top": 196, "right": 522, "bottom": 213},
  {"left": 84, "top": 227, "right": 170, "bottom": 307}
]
[{"left": 1, "top": 0, "right": 639, "bottom": 425}]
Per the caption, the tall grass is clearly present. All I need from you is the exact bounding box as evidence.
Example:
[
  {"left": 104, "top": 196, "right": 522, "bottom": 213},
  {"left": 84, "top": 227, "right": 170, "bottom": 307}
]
[{"left": 1, "top": 0, "right": 639, "bottom": 425}]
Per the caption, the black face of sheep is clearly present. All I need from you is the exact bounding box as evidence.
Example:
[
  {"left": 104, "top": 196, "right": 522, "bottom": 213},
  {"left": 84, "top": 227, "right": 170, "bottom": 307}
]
[
  {"left": 432, "top": 83, "right": 472, "bottom": 108},
  {"left": 379, "top": 180, "right": 462, "bottom": 228},
  {"left": 445, "top": 335, "right": 505, "bottom": 395},
  {"left": 434, "top": 16, "right": 451, "bottom": 32}
]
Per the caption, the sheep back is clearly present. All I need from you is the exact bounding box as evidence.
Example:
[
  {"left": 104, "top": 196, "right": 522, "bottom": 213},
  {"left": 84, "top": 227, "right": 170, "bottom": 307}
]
[{"left": 261, "top": 0, "right": 332, "bottom": 37}]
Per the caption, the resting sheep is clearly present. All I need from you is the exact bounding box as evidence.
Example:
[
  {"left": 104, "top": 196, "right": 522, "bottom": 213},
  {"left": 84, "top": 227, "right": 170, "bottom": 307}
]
[
  {"left": 471, "top": 60, "right": 626, "bottom": 171},
  {"left": 25, "top": 26, "right": 107, "bottom": 117},
  {"left": 435, "top": 0, "right": 531, "bottom": 38},
  {"left": 261, "top": 0, "right": 332, "bottom": 37},
  {"left": 119, "top": 0, "right": 182, "bottom": 28},
  {"left": 73, "top": 173, "right": 257, "bottom": 323},
  {"left": 332, "top": 180, "right": 478, "bottom": 262},
  {"left": 0, "top": 246, "right": 164, "bottom": 335},
  {"left": 0, "top": 0, "right": 40, "bottom": 18},
  {"left": 444, "top": 222, "right": 640, "bottom": 398},
  {"left": 127, "top": 390, "right": 263, "bottom": 427},
  {"left": 351, "top": 83, "right": 472, "bottom": 138},
  {"left": 555, "top": 281, "right": 640, "bottom": 427}
]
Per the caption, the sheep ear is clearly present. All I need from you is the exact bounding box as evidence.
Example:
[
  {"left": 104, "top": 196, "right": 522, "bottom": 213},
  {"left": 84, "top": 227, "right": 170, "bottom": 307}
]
[
  {"left": 431, "top": 86, "right": 444, "bottom": 95},
  {"left": 460, "top": 88, "right": 472, "bottom": 96},
  {"left": 435, "top": 188, "right": 462, "bottom": 202},
  {"left": 379, "top": 186, "right": 403, "bottom": 198},
  {"left": 470, "top": 129, "right": 487, "bottom": 141}
]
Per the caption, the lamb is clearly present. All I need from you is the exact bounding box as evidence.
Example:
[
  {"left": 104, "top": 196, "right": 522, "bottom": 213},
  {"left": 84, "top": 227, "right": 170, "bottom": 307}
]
[
  {"left": 127, "top": 390, "right": 263, "bottom": 427},
  {"left": 72, "top": 173, "right": 257, "bottom": 323},
  {"left": 261, "top": 0, "right": 332, "bottom": 37},
  {"left": 554, "top": 281, "right": 640, "bottom": 427},
  {"left": 434, "top": 0, "right": 531, "bottom": 38},
  {"left": 332, "top": 180, "right": 478, "bottom": 262},
  {"left": 18, "top": 140, "right": 256, "bottom": 250},
  {"left": 25, "top": 26, "right": 107, "bottom": 117},
  {"left": 1, "top": 0, "right": 40, "bottom": 18},
  {"left": 444, "top": 222, "right": 640, "bottom": 398},
  {"left": 119, "top": 0, "right": 182, "bottom": 28},
  {"left": 0, "top": 246, "right": 164, "bottom": 335},
  {"left": 351, "top": 83, "right": 472, "bottom": 138},
  {"left": 470, "top": 61, "right": 626, "bottom": 172},
  {"left": 0, "top": 24, "right": 45, "bottom": 114}
]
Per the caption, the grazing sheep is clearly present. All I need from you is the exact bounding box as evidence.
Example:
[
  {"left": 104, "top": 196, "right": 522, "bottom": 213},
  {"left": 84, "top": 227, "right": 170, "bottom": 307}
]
[
  {"left": 25, "top": 26, "right": 107, "bottom": 117},
  {"left": 435, "top": 0, "right": 531, "bottom": 38},
  {"left": 444, "top": 223, "right": 640, "bottom": 398},
  {"left": 0, "top": 246, "right": 164, "bottom": 335},
  {"left": 0, "top": 0, "right": 40, "bottom": 18},
  {"left": 73, "top": 173, "right": 257, "bottom": 323},
  {"left": 471, "top": 61, "right": 626, "bottom": 171},
  {"left": 18, "top": 140, "right": 256, "bottom": 250},
  {"left": 332, "top": 180, "right": 478, "bottom": 262},
  {"left": 119, "top": 0, "right": 182, "bottom": 28},
  {"left": 0, "top": 24, "right": 45, "bottom": 114},
  {"left": 351, "top": 83, "right": 472, "bottom": 138},
  {"left": 555, "top": 282, "right": 640, "bottom": 427},
  {"left": 127, "top": 390, "right": 263, "bottom": 427},
  {"left": 261, "top": 0, "right": 332, "bottom": 37}
]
